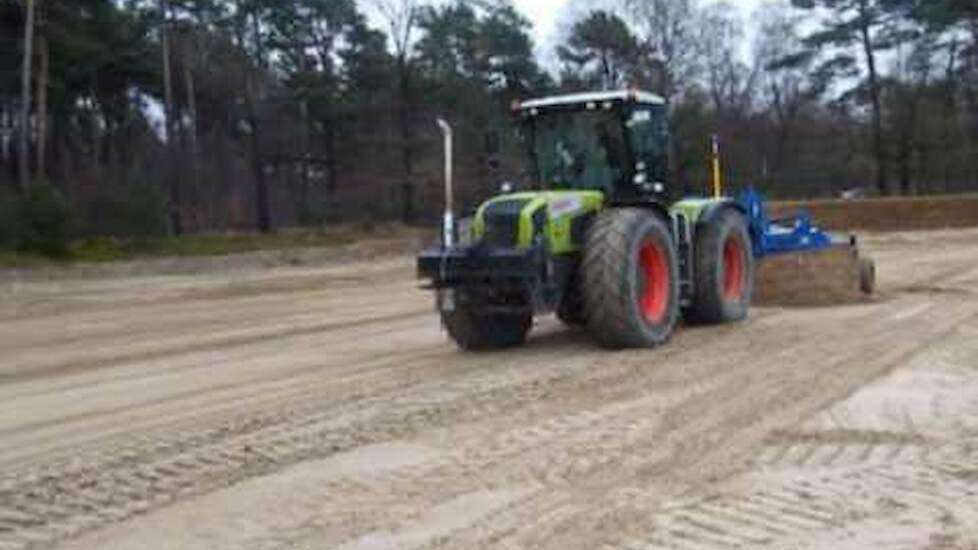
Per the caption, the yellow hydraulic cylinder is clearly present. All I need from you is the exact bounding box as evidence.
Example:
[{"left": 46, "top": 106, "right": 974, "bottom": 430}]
[{"left": 711, "top": 134, "right": 722, "bottom": 199}]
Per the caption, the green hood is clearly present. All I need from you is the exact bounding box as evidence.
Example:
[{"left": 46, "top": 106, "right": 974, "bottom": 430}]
[{"left": 472, "top": 190, "right": 604, "bottom": 253}]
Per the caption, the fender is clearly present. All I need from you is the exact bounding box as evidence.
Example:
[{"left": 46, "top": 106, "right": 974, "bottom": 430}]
[
  {"left": 608, "top": 200, "right": 673, "bottom": 230},
  {"left": 697, "top": 198, "right": 747, "bottom": 228}
]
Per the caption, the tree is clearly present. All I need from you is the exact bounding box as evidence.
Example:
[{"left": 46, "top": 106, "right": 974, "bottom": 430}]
[
  {"left": 887, "top": 28, "right": 938, "bottom": 194},
  {"left": 226, "top": 0, "right": 278, "bottom": 232},
  {"left": 625, "top": 0, "right": 699, "bottom": 103},
  {"left": 415, "top": 1, "right": 547, "bottom": 96},
  {"left": 888, "top": 0, "right": 978, "bottom": 28},
  {"left": 266, "top": 0, "right": 358, "bottom": 215},
  {"left": 557, "top": 10, "right": 644, "bottom": 90},
  {"left": 158, "top": 0, "right": 181, "bottom": 232},
  {"left": 34, "top": 0, "right": 48, "bottom": 181},
  {"left": 754, "top": 1, "right": 823, "bottom": 185},
  {"left": 0, "top": 3, "right": 18, "bottom": 173},
  {"left": 2, "top": 0, "right": 976, "bottom": 242},
  {"left": 478, "top": 2, "right": 551, "bottom": 97},
  {"left": 792, "top": 0, "right": 901, "bottom": 195},
  {"left": 368, "top": 0, "right": 420, "bottom": 221},
  {"left": 413, "top": 1, "right": 550, "bottom": 211},
  {"left": 892, "top": 0, "right": 978, "bottom": 189},
  {"left": 698, "top": 2, "right": 756, "bottom": 116},
  {"left": 415, "top": 2, "right": 481, "bottom": 83},
  {"left": 18, "top": 0, "right": 35, "bottom": 193}
]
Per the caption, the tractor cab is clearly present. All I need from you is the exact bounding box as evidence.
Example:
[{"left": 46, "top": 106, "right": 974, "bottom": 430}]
[{"left": 515, "top": 91, "right": 671, "bottom": 203}]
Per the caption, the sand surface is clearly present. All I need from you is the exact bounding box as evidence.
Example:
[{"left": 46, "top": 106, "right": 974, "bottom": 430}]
[{"left": 1, "top": 229, "right": 977, "bottom": 549}]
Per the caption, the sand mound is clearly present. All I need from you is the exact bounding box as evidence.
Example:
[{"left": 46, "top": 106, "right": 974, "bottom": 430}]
[
  {"left": 754, "top": 246, "right": 875, "bottom": 307},
  {"left": 769, "top": 195, "right": 978, "bottom": 232}
]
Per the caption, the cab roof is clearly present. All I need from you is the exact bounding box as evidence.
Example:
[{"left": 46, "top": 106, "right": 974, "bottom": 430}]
[{"left": 518, "top": 90, "right": 666, "bottom": 111}]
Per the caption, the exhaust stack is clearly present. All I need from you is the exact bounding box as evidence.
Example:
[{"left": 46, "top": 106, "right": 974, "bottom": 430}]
[{"left": 437, "top": 118, "right": 454, "bottom": 248}]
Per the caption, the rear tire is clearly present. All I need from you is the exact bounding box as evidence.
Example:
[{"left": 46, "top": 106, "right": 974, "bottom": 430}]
[
  {"left": 582, "top": 208, "right": 680, "bottom": 349},
  {"left": 442, "top": 306, "right": 532, "bottom": 351},
  {"left": 687, "top": 208, "right": 754, "bottom": 324}
]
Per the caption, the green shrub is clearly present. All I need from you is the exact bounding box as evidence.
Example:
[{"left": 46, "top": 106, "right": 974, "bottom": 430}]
[
  {"left": 117, "top": 184, "right": 168, "bottom": 238},
  {"left": 19, "top": 182, "right": 70, "bottom": 258},
  {"left": 0, "top": 189, "right": 23, "bottom": 250},
  {"left": 77, "top": 183, "right": 167, "bottom": 239},
  {"left": 298, "top": 199, "right": 330, "bottom": 227}
]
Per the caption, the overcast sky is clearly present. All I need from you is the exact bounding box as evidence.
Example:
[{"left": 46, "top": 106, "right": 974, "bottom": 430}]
[
  {"left": 365, "top": 0, "right": 773, "bottom": 67},
  {"left": 513, "top": 0, "right": 769, "bottom": 52}
]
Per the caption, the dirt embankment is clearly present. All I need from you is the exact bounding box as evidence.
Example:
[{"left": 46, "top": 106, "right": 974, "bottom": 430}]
[
  {"left": 758, "top": 195, "right": 978, "bottom": 307},
  {"left": 754, "top": 246, "right": 871, "bottom": 307},
  {"left": 770, "top": 195, "right": 978, "bottom": 232}
]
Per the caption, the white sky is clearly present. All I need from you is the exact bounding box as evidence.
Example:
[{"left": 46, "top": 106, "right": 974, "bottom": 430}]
[
  {"left": 365, "top": 0, "right": 773, "bottom": 65},
  {"left": 512, "top": 0, "right": 565, "bottom": 45},
  {"left": 513, "top": 0, "right": 769, "bottom": 50}
]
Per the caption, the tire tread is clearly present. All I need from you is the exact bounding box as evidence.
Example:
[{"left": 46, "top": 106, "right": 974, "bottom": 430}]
[{"left": 582, "top": 208, "right": 679, "bottom": 348}]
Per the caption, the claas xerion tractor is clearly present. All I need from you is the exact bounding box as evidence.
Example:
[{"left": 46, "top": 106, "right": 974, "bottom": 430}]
[{"left": 417, "top": 90, "right": 758, "bottom": 350}]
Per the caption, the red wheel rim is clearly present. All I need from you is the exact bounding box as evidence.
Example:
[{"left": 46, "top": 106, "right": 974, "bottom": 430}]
[
  {"left": 638, "top": 239, "right": 669, "bottom": 323},
  {"left": 723, "top": 235, "right": 745, "bottom": 301}
]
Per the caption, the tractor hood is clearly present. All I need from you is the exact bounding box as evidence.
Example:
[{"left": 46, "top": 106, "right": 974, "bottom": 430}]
[{"left": 471, "top": 190, "right": 604, "bottom": 254}]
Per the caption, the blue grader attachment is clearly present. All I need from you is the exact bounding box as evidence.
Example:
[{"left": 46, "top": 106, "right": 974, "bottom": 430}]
[{"left": 739, "top": 188, "right": 843, "bottom": 259}]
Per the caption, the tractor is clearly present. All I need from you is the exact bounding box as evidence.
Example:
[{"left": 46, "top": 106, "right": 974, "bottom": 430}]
[{"left": 417, "top": 90, "right": 757, "bottom": 350}]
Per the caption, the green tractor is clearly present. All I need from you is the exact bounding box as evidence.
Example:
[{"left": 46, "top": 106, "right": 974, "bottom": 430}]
[{"left": 417, "top": 90, "right": 754, "bottom": 350}]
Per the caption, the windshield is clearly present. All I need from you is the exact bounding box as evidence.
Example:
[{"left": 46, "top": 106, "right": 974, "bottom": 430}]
[{"left": 527, "top": 110, "right": 628, "bottom": 192}]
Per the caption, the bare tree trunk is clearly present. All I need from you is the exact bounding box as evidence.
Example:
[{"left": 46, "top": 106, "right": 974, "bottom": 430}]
[
  {"left": 183, "top": 40, "right": 200, "bottom": 231},
  {"left": 325, "top": 121, "right": 337, "bottom": 200},
  {"left": 371, "top": 0, "right": 418, "bottom": 221},
  {"left": 247, "top": 10, "right": 271, "bottom": 233},
  {"left": 159, "top": 1, "right": 175, "bottom": 142},
  {"left": 245, "top": 82, "right": 270, "bottom": 233},
  {"left": 858, "top": 1, "right": 888, "bottom": 196},
  {"left": 36, "top": 21, "right": 49, "bottom": 182},
  {"left": 88, "top": 95, "right": 100, "bottom": 176},
  {"left": 972, "top": 24, "right": 978, "bottom": 190},
  {"left": 894, "top": 84, "right": 918, "bottom": 196},
  {"left": 897, "top": 131, "right": 912, "bottom": 195},
  {"left": 18, "top": 0, "right": 37, "bottom": 194},
  {"left": 396, "top": 57, "right": 414, "bottom": 222},
  {"left": 159, "top": 0, "right": 182, "bottom": 235},
  {"left": 1, "top": 104, "right": 11, "bottom": 163},
  {"left": 296, "top": 50, "right": 311, "bottom": 222},
  {"left": 939, "top": 39, "right": 960, "bottom": 194}
]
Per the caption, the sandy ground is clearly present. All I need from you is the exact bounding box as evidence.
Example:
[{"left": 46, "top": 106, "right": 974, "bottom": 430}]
[{"left": 1, "top": 229, "right": 977, "bottom": 550}]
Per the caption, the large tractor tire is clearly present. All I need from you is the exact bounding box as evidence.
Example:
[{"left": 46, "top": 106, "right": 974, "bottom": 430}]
[
  {"left": 442, "top": 306, "right": 532, "bottom": 351},
  {"left": 582, "top": 208, "right": 680, "bottom": 349},
  {"left": 687, "top": 208, "right": 754, "bottom": 324},
  {"left": 556, "top": 274, "right": 586, "bottom": 326}
]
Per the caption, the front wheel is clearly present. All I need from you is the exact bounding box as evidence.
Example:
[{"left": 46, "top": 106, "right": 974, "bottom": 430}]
[
  {"left": 442, "top": 305, "right": 532, "bottom": 351},
  {"left": 556, "top": 274, "right": 587, "bottom": 326},
  {"left": 686, "top": 208, "right": 754, "bottom": 324},
  {"left": 581, "top": 208, "right": 680, "bottom": 349}
]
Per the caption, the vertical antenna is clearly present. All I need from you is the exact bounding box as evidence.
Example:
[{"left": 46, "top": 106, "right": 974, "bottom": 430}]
[
  {"left": 711, "top": 134, "right": 722, "bottom": 199},
  {"left": 437, "top": 118, "right": 454, "bottom": 248}
]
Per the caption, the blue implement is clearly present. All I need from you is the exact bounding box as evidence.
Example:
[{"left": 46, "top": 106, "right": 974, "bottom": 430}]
[{"left": 739, "top": 188, "right": 840, "bottom": 258}]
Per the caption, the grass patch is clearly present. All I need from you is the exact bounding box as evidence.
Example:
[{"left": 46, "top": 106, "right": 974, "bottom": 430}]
[
  {"left": 0, "top": 226, "right": 409, "bottom": 268},
  {"left": 772, "top": 192, "right": 978, "bottom": 206},
  {"left": 0, "top": 250, "right": 67, "bottom": 269},
  {"left": 771, "top": 193, "right": 978, "bottom": 232}
]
